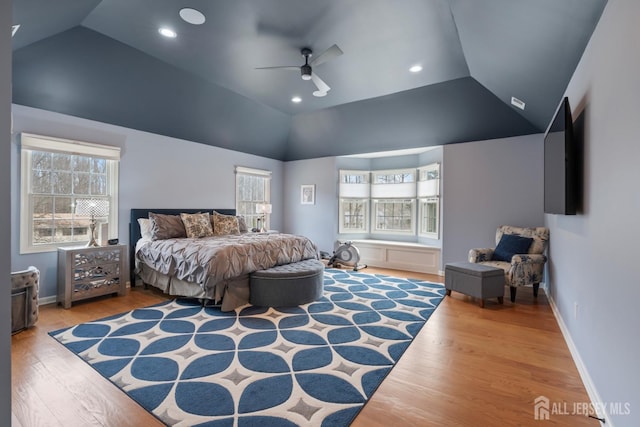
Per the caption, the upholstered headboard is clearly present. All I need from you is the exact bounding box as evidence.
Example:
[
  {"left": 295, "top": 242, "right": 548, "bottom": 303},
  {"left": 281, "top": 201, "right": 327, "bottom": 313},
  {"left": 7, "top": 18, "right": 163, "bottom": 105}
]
[{"left": 129, "top": 208, "right": 236, "bottom": 286}]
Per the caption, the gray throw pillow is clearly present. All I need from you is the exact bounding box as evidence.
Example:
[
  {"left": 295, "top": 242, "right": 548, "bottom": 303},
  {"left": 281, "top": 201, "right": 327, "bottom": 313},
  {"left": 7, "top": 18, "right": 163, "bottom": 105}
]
[{"left": 149, "top": 212, "right": 187, "bottom": 240}]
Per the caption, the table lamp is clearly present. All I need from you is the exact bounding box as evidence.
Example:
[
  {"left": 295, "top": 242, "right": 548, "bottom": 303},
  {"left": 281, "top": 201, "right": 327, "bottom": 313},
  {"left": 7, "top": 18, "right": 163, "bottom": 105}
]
[
  {"left": 75, "top": 199, "right": 109, "bottom": 247},
  {"left": 255, "top": 203, "right": 272, "bottom": 233}
]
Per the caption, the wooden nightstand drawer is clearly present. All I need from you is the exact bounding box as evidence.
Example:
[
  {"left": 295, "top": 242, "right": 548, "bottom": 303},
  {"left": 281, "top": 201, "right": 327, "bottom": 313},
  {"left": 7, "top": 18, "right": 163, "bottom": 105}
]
[{"left": 57, "top": 245, "right": 127, "bottom": 308}]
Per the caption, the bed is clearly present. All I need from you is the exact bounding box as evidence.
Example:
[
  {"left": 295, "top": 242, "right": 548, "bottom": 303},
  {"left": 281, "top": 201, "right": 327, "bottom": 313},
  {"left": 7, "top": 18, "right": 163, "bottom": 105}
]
[{"left": 129, "top": 208, "right": 319, "bottom": 311}]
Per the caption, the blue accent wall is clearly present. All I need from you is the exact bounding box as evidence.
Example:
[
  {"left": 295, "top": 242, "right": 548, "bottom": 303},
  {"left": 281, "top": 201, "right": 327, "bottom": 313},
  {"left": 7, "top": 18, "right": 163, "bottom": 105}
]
[{"left": 12, "top": 27, "right": 292, "bottom": 160}]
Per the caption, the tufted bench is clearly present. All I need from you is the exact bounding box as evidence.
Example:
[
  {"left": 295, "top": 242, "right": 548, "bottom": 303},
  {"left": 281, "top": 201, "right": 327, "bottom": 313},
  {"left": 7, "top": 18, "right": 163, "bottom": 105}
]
[{"left": 249, "top": 258, "right": 325, "bottom": 307}]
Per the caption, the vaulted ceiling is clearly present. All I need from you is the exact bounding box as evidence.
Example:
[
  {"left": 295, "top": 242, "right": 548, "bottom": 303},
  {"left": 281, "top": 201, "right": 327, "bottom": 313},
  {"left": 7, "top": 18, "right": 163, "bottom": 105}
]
[{"left": 11, "top": 0, "right": 607, "bottom": 161}]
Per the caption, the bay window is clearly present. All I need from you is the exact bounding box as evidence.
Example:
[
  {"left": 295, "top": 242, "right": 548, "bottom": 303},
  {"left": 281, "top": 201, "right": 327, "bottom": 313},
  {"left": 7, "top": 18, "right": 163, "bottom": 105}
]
[{"left": 338, "top": 163, "right": 440, "bottom": 239}]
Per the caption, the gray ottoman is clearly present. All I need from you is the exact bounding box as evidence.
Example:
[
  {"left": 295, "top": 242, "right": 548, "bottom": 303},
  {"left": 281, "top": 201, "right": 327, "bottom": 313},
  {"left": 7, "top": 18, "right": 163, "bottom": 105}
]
[
  {"left": 250, "top": 259, "right": 324, "bottom": 307},
  {"left": 445, "top": 262, "right": 504, "bottom": 308}
]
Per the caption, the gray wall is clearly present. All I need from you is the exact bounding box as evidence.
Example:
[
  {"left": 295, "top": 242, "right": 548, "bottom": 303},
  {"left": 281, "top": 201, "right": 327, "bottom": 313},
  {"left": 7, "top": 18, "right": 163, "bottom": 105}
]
[
  {"left": 441, "top": 134, "right": 545, "bottom": 266},
  {"left": 548, "top": 0, "right": 639, "bottom": 425},
  {"left": 1, "top": 0, "right": 12, "bottom": 422},
  {"left": 282, "top": 157, "right": 338, "bottom": 254},
  {"left": 10, "top": 105, "right": 284, "bottom": 301}
]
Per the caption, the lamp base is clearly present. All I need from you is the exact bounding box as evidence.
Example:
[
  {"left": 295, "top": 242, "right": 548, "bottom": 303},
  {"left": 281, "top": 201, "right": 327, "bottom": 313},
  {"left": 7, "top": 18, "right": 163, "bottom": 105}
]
[
  {"left": 86, "top": 220, "right": 100, "bottom": 247},
  {"left": 86, "top": 238, "right": 99, "bottom": 247}
]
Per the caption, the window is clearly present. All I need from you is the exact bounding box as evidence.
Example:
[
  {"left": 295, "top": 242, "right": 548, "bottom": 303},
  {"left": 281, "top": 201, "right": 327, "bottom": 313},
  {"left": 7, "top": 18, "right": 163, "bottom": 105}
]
[
  {"left": 20, "top": 133, "right": 120, "bottom": 253},
  {"left": 338, "top": 163, "right": 440, "bottom": 239},
  {"left": 235, "top": 166, "right": 271, "bottom": 230},
  {"left": 417, "top": 163, "right": 440, "bottom": 238},
  {"left": 373, "top": 171, "right": 414, "bottom": 184},
  {"left": 419, "top": 198, "right": 439, "bottom": 236},
  {"left": 373, "top": 199, "right": 415, "bottom": 233},
  {"left": 338, "top": 170, "right": 369, "bottom": 233},
  {"left": 339, "top": 199, "right": 368, "bottom": 233}
]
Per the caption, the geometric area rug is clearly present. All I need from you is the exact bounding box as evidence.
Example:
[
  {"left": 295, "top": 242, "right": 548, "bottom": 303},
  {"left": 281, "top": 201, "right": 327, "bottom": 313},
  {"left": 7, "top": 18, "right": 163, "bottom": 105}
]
[{"left": 49, "top": 269, "right": 445, "bottom": 427}]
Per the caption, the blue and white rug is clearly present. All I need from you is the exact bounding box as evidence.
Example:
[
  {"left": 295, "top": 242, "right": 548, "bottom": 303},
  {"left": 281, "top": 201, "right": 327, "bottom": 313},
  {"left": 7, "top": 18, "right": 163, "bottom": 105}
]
[{"left": 50, "top": 269, "right": 445, "bottom": 426}]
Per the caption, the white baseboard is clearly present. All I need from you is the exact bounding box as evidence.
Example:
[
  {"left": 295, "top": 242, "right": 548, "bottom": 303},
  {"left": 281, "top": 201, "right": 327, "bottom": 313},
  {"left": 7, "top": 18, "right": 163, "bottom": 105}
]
[
  {"left": 39, "top": 295, "right": 57, "bottom": 306},
  {"left": 545, "top": 286, "right": 610, "bottom": 426}
]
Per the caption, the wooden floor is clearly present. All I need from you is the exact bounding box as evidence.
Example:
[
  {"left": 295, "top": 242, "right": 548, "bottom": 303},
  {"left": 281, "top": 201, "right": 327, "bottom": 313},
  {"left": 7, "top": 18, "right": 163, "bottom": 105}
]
[{"left": 12, "top": 267, "right": 598, "bottom": 427}]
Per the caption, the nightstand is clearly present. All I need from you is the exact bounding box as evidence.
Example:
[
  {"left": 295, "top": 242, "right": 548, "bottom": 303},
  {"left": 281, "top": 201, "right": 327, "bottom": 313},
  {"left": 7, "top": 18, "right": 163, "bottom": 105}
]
[{"left": 57, "top": 245, "right": 127, "bottom": 309}]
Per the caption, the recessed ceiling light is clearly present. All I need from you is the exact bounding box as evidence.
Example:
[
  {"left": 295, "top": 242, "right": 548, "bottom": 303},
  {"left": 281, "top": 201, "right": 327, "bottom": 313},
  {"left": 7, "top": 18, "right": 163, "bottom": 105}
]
[
  {"left": 12, "top": 24, "right": 20, "bottom": 37},
  {"left": 158, "top": 27, "right": 177, "bottom": 38},
  {"left": 291, "top": 96, "right": 302, "bottom": 103},
  {"left": 409, "top": 65, "right": 423, "bottom": 73},
  {"left": 179, "top": 8, "right": 206, "bottom": 25}
]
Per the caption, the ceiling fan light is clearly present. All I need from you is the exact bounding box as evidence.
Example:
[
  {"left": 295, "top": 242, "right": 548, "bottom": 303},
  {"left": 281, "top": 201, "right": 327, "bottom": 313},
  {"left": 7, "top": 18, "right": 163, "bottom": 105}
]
[{"left": 301, "top": 65, "right": 312, "bottom": 80}]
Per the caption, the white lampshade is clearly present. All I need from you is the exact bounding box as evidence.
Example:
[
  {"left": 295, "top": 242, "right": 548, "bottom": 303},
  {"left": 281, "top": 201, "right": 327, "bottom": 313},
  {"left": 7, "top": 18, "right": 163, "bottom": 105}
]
[{"left": 256, "top": 203, "right": 272, "bottom": 214}]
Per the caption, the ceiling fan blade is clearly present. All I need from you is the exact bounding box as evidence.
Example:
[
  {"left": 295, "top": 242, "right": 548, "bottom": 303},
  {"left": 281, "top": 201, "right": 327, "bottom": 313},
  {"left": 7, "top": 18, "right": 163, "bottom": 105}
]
[
  {"left": 254, "top": 66, "right": 300, "bottom": 71},
  {"left": 311, "top": 72, "right": 330, "bottom": 95},
  {"left": 310, "top": 44, "right": 343, "bottom": 67}
]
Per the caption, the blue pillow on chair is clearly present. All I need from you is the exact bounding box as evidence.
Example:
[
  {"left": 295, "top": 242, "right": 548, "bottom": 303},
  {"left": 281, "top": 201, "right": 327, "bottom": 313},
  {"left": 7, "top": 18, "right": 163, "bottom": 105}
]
[{"left": 493, "top": 234, "right": 533, "bottom": 262}]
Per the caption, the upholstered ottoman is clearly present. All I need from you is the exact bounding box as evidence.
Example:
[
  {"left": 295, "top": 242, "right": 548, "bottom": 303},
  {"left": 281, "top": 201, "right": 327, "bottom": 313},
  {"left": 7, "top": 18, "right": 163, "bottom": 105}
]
[
  {"left": 445, "top": 262, "right": 504, "bottom": 308},
  {"left": 250, "top": 259, "right": 324, "bottom": 307}
]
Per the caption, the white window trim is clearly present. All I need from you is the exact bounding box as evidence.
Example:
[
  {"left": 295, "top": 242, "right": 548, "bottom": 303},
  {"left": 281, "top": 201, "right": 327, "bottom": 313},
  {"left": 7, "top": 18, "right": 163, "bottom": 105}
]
[
  {"left": 338, "top": 198, "right": 369, "bottom": 234},
  {"left": 418, "top": 197, "right": 440, "bottom": 239},
  {"left": 20, "top": 133, "right": 120, "bottom": 254},
  {"left": 338, "top": 164, "right": 441, "bottom": 240},
  {"left": 21, "top": 132, "right": 121, "bottom": 160},
  {"left": 372, "top": 198, "right": 416, "bottom": 235},
  {"left": 235, "top": 166, "right": 272, "bottom": 178},
  {"left": 235, "top": 166, "right": 272, "bottom": 229}
]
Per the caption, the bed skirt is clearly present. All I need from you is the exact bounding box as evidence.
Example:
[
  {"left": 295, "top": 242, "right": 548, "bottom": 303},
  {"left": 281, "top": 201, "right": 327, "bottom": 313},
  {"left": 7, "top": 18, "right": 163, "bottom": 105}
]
[{"left": 138, "top": 263, "right": 250, "bottom": 312}]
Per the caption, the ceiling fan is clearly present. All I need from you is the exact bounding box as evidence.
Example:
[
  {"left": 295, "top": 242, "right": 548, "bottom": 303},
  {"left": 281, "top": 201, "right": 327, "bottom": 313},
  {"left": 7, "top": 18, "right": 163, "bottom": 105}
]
[{"left": 256, "top": 44, "right": 343, "bottom": 97}]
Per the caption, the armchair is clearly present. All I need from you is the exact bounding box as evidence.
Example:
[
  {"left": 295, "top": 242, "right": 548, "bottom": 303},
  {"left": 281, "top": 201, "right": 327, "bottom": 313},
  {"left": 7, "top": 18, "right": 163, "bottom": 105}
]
[
  {"left": 469, "top": 226, "right": 549, "bottom": 302},
  {"left": 10, "top": 266, "right": 40, "bottom": 333}
]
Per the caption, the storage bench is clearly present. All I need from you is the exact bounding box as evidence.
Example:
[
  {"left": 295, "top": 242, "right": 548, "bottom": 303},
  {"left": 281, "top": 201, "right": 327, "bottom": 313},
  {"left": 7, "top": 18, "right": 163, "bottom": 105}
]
[
  {"left": 445, "top": 262, "right": 504, "bottom": 308},
  {"left": 250, "top": 259, "right": 324, "bottom": 307}
]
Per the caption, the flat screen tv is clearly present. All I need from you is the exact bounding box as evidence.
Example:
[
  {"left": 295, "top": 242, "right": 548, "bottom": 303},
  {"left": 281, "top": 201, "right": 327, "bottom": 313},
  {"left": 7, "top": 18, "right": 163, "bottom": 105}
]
[{"left": 544, "top": 96, "right": 577, "bottom": 215}]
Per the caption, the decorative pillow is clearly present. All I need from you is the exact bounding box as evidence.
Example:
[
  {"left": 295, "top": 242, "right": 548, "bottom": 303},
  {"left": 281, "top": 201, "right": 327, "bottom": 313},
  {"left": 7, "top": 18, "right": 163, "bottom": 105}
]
[
  {"left": 180, "top": 212, "right": 214, "bottom": 238},
  {"left": 237, "top": 215, "right": 249, "bottom": 233},
  {"left": 212, "top": 211, "right": 240, "bottom": 235},
  {"left": 149, "top": 212, "right": 187, "bottom": 240},
  {"left": 137, "top": 218, "right": 153, "bottom": 240},
  {"left": 492, "top": 234, "right": 533, "bottom": 262}
]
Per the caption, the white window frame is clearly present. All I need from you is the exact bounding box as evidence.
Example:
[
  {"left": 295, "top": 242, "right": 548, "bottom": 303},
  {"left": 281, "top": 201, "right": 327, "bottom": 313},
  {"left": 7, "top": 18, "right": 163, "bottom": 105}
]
[
  {"left": 338, "top": 199, "right": 369, "bottom": 233},
  {"left": 338, "top": 164, "right": 441, "bottom": 240},
  {"left": 418, "top": 197, "right": 440, "bottom": 238},
  {"left": 235, "top": 166, "right": 272, "bottom": 230},
  {"left": 417, "top": 163, "right": 440, "bottom": 239},
  {"left": 372, "top": 198, "right": 416, "bottom": 235},
  {"left": 20, "top": 133, "right": 120, "bottom": 254}
]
